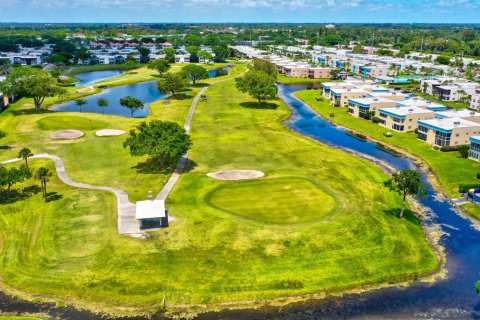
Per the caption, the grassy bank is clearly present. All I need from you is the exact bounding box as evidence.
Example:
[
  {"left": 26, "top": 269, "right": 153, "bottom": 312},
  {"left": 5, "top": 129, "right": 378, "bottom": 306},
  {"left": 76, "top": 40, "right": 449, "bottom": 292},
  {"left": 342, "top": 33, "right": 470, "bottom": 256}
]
[
  {"left": 277, "top": 74, "right": 330, "bottom": 85},
  {"left": 294, "top": 90, "right": 480, "bottom": 218},
  {"left": 0, "top": 66, "right": 437, "bottom": 316}
]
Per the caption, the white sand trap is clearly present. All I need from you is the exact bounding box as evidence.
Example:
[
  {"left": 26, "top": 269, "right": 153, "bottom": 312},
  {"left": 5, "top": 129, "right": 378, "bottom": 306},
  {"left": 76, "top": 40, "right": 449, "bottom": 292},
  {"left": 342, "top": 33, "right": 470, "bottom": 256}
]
[
  {"left": 96, "top": 129, "right": 126, "bottom": 137},
  {"left": 207, "top": 170, "right": 265, "bottom": 181},
  {"left": 51, "top": 130, "right": 84, "bottom": 140}
]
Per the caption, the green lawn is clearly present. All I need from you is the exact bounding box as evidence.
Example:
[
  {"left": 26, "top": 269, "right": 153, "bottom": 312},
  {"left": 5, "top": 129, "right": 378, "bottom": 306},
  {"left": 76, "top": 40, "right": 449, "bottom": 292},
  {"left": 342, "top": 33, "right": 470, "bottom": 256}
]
[
  {"left": 206, "top": 177, "right": 336, "bottom": 224},
  {"left": 277, "top": 74, "right": 330, "bottom": 84},
  {"left": 0, "top": 65, "right": 437, "bottom": 316},
  {"left": 294, "top": 90, "right": 480, "bottom": 218}
]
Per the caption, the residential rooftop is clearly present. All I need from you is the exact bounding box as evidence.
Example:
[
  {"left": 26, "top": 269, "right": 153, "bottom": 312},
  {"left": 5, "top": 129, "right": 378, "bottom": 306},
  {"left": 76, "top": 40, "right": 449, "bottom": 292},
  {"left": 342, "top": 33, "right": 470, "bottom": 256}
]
[
  {"left": 436, "top": 109, "right": 480, "bottom": 119},
  {"left": 418, "top": 117, "right": 480, "bottom": 131},
  {"left": 379, "top": 106, "right": 434, "bottom": 117}
]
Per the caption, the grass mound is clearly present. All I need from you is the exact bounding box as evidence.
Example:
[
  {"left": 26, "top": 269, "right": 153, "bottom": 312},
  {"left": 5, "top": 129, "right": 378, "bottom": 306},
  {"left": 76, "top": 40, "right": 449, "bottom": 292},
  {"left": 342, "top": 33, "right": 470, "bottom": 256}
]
[
  {"left": 207, "top": 177, "right": 335, "bottom": 224},
  {"left": 37, "top": 116, "right": 107, "bottom": 131}
]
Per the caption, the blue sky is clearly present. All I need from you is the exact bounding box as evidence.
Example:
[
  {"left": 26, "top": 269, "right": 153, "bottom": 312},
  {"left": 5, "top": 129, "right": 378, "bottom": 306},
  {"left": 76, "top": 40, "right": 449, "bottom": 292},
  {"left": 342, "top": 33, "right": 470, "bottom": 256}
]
[{"left": 1, "top": 0, "right": 480, "bottom": 23}]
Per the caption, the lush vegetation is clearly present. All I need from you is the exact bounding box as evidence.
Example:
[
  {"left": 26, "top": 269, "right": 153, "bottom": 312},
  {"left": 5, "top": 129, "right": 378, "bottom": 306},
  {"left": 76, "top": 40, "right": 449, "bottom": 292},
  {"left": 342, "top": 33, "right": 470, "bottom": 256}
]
[{"left": 0, "top": 64, "right": 437, "bottom": 316}]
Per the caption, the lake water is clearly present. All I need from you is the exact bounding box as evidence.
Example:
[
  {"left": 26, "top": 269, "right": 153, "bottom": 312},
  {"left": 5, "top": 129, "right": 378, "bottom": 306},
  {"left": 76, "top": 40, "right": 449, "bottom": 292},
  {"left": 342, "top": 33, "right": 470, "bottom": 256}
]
[
  {"left": 196, "top": 84, "right": 480, "bottom": 319},
  {"left": 52, "top": 81, "right": 167, "bottom": 118},
  {"left": 74, "top": 70, "right": 125, "bottom": 86},
  {"left": 6, "top": 83, "right": 480, "bottom": 320}
]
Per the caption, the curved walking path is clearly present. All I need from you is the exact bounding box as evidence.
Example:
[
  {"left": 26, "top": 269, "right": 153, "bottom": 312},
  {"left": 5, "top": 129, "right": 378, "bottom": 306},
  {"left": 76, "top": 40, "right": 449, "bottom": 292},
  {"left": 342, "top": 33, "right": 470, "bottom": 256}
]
[
  {"left": 156, "top": 74, "right": 240, "bottom": 201},
  {"left": 1, "top": 154, "right": 143, "bottom": 237},
  {"left": 1, "top": 72, "right": 241, "bottom": 238}
]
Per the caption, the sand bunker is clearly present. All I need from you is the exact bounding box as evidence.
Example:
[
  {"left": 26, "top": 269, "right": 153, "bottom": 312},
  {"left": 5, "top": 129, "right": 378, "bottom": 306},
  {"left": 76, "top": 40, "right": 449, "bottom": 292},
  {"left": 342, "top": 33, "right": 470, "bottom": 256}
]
[
  {"left": 207, "top": 170, "right": 265, "bottom": 181},
  {"left": 96, "top": 129, "right": 126, "bottom": 137},
  {"left": 50, "top": 130, "right": 84, "bottom": 140}
]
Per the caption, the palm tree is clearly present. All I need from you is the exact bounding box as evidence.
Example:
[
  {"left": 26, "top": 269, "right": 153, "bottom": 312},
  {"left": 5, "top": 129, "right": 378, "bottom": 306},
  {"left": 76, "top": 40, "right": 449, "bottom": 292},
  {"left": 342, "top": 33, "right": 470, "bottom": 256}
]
[
  {"left": 96, "top": 98, "right": 109, "bottom": 115},
  {"left": 18, "top": 147, "right": 33, "bottom": 169},
  {"left": 34, "top": 167, "right": 52, "bottom": 199},
  {"left": 75, "top": 99, "right": 87, "bottom": 112}
]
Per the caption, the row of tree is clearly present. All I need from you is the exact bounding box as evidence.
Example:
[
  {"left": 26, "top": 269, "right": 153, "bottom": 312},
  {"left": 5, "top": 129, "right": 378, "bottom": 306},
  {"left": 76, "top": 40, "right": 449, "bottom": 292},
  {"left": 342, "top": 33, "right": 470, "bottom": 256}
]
[{"left": 0, "top": 148, "right": 52, "bottom": 201}]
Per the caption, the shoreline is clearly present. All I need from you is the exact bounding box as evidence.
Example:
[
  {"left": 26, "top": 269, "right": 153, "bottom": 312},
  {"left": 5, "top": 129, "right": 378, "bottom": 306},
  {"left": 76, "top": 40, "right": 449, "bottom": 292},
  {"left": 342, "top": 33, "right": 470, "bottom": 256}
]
[{"left": 0, "top": 81, "right": 448, "bottom": 320}]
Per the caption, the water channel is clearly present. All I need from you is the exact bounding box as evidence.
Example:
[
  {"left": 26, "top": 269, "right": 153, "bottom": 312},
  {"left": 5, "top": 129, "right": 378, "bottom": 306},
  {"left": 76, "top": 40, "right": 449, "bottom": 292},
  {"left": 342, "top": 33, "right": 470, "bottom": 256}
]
[{"left": 2, "top": 82, "right": 480, "bottom": 319}]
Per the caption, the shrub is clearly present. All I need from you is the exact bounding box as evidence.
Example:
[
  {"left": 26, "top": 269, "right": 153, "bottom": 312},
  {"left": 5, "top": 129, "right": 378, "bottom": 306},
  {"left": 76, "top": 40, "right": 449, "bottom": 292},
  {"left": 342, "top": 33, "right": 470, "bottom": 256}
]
[
  {"left": 329, "top": 113, "right": 335, "bottom": 118},
  {"left": 459, "top": 145, "right": 470, "bottom": 159},
  {"left": 414, "top": 128, "right": 419, "bottom": 134},
  {"left": 384, "top": 132, "right": 393, "bottom": 137},
  {"left": 440, "top": 145, "right": 464, "bottom": 152},
  {"left": 476, "top": 173, "right": 480, "bottom": 180},
  {"left": 371, "top": 116, "right": 380, "bottom": 124},
  {"left": 459, "top": 184, "right": 480, "bottom": 193}
]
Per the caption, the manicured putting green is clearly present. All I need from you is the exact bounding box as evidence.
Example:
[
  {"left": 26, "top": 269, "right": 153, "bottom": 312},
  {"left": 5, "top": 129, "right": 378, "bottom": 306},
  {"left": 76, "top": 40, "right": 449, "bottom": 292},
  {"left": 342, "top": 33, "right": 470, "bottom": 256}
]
[
  {"left": 37, "top": 116, "right": 107, "bottom": 131},
  {"left": 207, "top": 177, "right": 335, "bottom": 224}
]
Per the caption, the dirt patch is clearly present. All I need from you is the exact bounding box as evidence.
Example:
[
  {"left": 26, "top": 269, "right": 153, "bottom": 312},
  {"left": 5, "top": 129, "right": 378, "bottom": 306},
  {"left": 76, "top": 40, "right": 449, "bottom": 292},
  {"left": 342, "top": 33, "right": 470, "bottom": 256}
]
[
  {"left": 207, "top": 170, "right": 265, "bottom": 181},
  {"left": 50, "top": 130, "right": 84, "bottom": 140},
  {"left": 96, "top": 129, "right": 126, "bottom": 137}
]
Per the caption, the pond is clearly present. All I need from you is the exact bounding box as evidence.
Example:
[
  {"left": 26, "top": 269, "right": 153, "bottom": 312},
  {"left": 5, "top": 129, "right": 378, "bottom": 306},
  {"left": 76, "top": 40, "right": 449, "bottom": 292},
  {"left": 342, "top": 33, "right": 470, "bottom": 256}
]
[
  {"left": 6, "top": 83, "right": 480, "bottom": 320},
  {"left": 74, "top": 70, "right": 125, "bottom": 86},
  {"left": 52, "top": 81, "right": 167, "bottom": 118},
  {"left": 208, "top": 66, "right": 231, "bottom": 78}
]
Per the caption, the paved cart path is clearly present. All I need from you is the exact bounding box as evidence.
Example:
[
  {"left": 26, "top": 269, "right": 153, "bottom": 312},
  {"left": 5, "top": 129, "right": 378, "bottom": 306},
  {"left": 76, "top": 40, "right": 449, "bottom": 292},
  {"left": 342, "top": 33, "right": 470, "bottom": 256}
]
[
  {"left": 1, "top": 154, "right": 143, "bottom": 237},
  {"left": 156, "top": 75, "right": 240, "bottom": 201}
]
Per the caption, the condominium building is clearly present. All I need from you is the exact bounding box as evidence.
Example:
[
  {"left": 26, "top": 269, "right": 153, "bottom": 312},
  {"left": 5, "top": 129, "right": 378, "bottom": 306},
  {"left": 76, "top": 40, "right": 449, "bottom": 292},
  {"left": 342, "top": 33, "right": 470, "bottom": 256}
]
[
  {"left": 417, "top": 117, "right": 480, "bottom": 147},
  {"left": 470, "top": 94, "right": 480, "bottom": 110},
  {"left": 435, "top": 109, "right": 480, "bottom": 121},
  {"left": 378, "top": 107, "right": 435, "bottom": 132},
  {"left": 433, "top": 83, "right": 478, "bottom": 102},
  {"left": 396, "top": 99, "right": 448, "bottom": 111},
  {"left": 348, "top": 97, "right": 396, "bottom": 119},
  {"left": 330, "top": 88, "right": 368, "bottom": 107},
  {"left": 469, "top": 135, "right": 480, "bottom": 161}
]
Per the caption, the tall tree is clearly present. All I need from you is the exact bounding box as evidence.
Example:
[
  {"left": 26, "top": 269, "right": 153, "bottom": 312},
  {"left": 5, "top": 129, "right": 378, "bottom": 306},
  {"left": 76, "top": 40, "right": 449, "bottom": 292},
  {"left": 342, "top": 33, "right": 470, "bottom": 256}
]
[
  {"left": 253, "top": 58, "right": 278, "bottom": 79},
  {"left": 0, "top": 58, "right": 11, "bottom": 75},
  {"left": 198, "top": 50, "right": 213, "bottom": 63},
  {"left": 18, "top": 148, "right": 33, "bottom": 169},
  {"left": 120, "top": 96, "right": 144, "bottom": 117},
  {"left": 34, "top": 167, "right": 52, "bottom": 199},
  {"left": 96, "top": 98, "right": 109, "bottom": 115},
  {"left": 182, "top": 64, "right": 208, "bottom": 85},
  {"left": 384, "top": 169, "right": 425, "bottom": 218},
  {"left": 157, "top": 73, "right": 189, "bottom": 98},
  {"left": 123, "top": 120, "right": 191, "bottom": 167},
  {"left": 137, "top": 46, "right": 151, "bottom": 63},
  {"left": 75, "top": 98, "right": 87, "bottom": 112},
  {"left": 147, "top": 59, "right": 171, "bottom": 77},
  {"left": 163, "top": 48, "right": 176, "bottom": 63},
  {"left": 0, "top": 165, "right": 30, "bottom": 200},
  {"left": 235, "top": 70, "right": 277, "bottom": 104},
  {"left": 0, "top": 67, "right": 66, "bottom": 111}
]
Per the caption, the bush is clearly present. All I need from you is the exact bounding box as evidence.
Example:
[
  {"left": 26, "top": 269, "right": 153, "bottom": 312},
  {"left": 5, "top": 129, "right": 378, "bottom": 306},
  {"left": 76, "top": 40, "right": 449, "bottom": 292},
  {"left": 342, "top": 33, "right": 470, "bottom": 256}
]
[
  {"left": 329, "top": 113, "right": 335, "bottom": 118},
  {"left": 459, "top": 184, "right": 480, "bottom": 193},
  {"left": 476, "top": 173, "right": 480, "bottom": 180},
  {"left": 414, "top": 128, "right": 419, "bottom": 134},
  {"left": 440, "top": 145, "right": 464, "bottom": 152},
  {"left": 371, "top": 117, "right": 380, "bottom": 124},
  {"left": 384, "top": 132, "right": 393, "bottom": 137}
]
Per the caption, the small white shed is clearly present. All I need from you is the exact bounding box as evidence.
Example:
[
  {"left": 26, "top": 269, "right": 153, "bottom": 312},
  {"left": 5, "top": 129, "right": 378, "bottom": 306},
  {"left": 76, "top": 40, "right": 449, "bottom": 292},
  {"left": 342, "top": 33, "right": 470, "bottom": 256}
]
[{"left": 135, "top": 200, "right": 168, "bottom": 229}]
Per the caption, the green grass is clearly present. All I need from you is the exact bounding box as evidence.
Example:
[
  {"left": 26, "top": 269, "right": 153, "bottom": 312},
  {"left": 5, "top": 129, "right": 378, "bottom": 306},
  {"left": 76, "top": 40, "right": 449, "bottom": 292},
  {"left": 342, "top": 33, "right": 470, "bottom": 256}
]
[
  {"left": 206, "top": 177, "right": 336, "bottom": 224},
  {"left": 295, "top": 90, "right": 480, "bottom": 219},
  {"left": 277, "top": 74, "right": 330, "bottom": 84},
  {"left": 0, "top": 65, "right": 437, "bottom": 316}
]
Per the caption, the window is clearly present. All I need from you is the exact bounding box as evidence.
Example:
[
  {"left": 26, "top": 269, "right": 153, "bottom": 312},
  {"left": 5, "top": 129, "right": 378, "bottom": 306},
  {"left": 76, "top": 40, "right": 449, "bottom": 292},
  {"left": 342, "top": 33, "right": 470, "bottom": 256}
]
[
  {"left": 392, "top": 123, "right": 404, "bottom": 131},
  {"left": 434, "top": 131, "right": 452, "bottom": 147}
]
